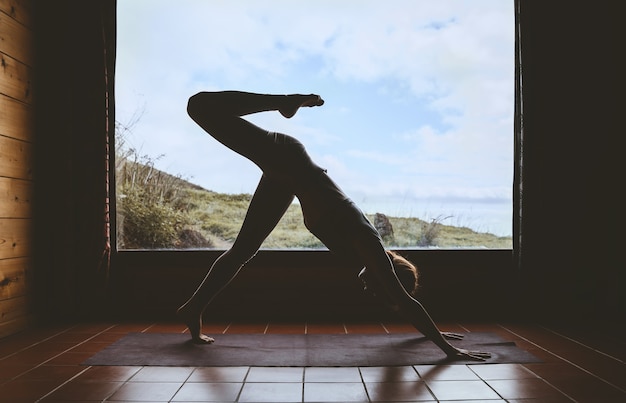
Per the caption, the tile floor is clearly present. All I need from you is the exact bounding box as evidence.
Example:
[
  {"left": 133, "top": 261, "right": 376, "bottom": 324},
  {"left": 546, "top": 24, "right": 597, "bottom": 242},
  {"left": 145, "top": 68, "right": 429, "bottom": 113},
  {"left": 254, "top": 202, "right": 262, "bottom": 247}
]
[{"left": 0, "top": 320, "right": 624, "bottom": 402}]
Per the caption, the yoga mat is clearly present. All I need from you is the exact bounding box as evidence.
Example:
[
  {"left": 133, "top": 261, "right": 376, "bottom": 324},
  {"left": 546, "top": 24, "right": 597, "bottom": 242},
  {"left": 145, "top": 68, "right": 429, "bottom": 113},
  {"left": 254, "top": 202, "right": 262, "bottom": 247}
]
[{"left": 83, "top": 332, "right": 541, "bottom": 367}]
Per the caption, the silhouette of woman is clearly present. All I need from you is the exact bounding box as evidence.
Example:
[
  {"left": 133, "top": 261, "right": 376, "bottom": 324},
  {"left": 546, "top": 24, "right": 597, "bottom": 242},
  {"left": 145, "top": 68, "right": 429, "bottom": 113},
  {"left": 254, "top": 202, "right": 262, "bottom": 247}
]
[{"left": 177, "top": 90, "right": 490, "bottom": 361}]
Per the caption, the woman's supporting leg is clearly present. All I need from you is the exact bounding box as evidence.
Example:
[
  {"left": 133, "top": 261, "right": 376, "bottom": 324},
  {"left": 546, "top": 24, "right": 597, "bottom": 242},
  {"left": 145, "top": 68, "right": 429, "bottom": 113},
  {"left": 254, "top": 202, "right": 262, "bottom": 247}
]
[{"left": 177, "top": 175, "right": 295, "bottom": 343}]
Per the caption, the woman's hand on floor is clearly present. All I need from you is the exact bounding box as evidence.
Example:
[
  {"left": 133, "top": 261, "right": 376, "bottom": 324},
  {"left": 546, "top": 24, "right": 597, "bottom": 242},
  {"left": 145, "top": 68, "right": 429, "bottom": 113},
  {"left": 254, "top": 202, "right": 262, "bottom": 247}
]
[
  {"left": 441, "top": 331, "right": 464, "bottom": 340},
  {"left": 447, "top": 347, "right": 492, "bottom": 361}
]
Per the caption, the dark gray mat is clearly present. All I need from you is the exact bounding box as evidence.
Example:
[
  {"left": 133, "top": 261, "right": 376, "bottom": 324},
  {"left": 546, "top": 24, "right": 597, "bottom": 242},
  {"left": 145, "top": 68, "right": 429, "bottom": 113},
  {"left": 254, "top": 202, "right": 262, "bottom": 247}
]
[{"left": 83, "top": 332, "right": 541, "bottom": 367}]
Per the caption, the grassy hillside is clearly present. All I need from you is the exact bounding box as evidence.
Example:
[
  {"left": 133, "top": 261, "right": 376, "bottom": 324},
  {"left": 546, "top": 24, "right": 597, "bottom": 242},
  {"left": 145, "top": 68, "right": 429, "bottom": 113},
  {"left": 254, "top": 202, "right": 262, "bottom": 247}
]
[{"left": 115, "top": 157, "right": 512, "bottom": 249}]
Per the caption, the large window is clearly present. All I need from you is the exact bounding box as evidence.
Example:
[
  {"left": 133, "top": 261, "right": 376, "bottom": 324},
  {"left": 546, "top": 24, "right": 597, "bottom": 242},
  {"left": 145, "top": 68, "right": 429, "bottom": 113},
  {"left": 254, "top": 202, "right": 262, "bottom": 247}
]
[{"left": 115, "top": 0, "right": 514, "bottom": 250}]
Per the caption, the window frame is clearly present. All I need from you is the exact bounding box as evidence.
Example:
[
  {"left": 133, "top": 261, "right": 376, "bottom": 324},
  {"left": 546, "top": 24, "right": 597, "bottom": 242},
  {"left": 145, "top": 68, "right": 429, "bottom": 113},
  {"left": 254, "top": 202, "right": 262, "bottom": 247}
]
[{"left": 108, "top": 0, "right": 520, "bottom": 279}]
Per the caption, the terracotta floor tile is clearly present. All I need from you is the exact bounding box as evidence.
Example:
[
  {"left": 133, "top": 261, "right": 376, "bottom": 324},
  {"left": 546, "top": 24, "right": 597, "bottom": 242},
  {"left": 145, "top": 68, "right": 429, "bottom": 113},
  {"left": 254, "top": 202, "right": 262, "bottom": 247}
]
[
  {"left": 42, "top": 380, "right": 123, "bottom": 401},
  {"left": 266, "top": 323, "right": 306, "bottom": 334},
  {"left": 45, "top": 351, "right": 94, "bottom": 365},
  {"left": 304, "top": 367, "right": 361, "bottom": 382},
  {"left": 18, "top": 364, "right": 86, "bottom": 381},
  {"left": 548, "top": 375, "right": 626, "bottom": 402},
  {"left": 382, "top": 321, "right": 418, "bottom": 333},
  {"left": 69, "top": 341, "right": 113, "bottom": 354},
  {"left": 106, "top": 381, "right": 182, "bottom": 401},
  {"left": 26, "top": 341, "right": 77, "bottom": 354},
  {"left": 425, "top": 380, "right": 501, "bottom": 400},
  {"left": 344, "top": 322, "right": 387, "bottom": 334},
  {"left": 88, "top": 332, "right": 127, "bottom": 343},
  {"left": 226, "top": 322, "right": 268, "bottom": 334},
  {"left": 130, "top": 366, "right": 194, "bottom": 382},
  {"left": 359, "top": 366, "right": 420, "bottom": 382},
  {"left": 187, "top": 366, "right": 249, "bottom": 383},
  {"left": 0, "top": 364, "right": 32, "bottom": 380},
  {"left": 196, "top": 321, "right": 231, "bottom": 334},
  {"left": 365, "top": 380, "right": 435, "bottom": 401},
  {"left": 0, "top": 351, "right": 58, "bottom": 366},
  {"left": 522, "top": 362, "right": 588, "bottom": 380},
  {"left": 76, "top": 365, "right": 141, "bottom": 382},
  {"left": 108, "top": 323, "right": 156, "bottom": 333},
  {"left": 0, "top": 327, "right": 69, "bottom": 355},
  {"left": 304, "top": 382, "right": 368, "bottom": 402},
  {"left": 171, "top": 382, "right": 243, "bottom": 402},
  {"left": 488, "top": 378, "right": 569, "bottom": 400},
  {"left": 469, "top": 363, "right": 538, "bottom": 380},
  {"left": 239, "top": 382, "right": 303, "bottom": 402},
  {"left": 0, "top": 378, "right": 64, "bottom": 401},
  {"left": 414, "top": 364, "right": 481, "bottom": 380},
  {"left": 305, "top": 322, "right": 346, "bottom": 334},
  {"left": 49, "top": 331, "right": 99, "bottom": 344},
  {"left": 143, "top": 322, "right": 188, "bottom": 333},
  {"left": 65, "top": 323, "right": 116, "bottom": 334},
  {"left": 246, "top": 367, "right": 303, "bottom": 383}
]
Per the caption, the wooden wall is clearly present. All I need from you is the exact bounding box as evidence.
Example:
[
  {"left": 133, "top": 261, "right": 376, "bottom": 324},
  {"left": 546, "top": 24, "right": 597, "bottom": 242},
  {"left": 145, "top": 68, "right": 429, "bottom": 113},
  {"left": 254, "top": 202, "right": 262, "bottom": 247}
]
[{"left": 0, "top": 0, "right": 34, "bottom": 338}]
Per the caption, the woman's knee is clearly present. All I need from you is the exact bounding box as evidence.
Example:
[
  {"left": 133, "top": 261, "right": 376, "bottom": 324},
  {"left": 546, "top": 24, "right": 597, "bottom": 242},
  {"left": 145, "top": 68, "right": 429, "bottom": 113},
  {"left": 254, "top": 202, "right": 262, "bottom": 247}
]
[{"left": 187, "top": 92, "right": 208, "bottom": 120}]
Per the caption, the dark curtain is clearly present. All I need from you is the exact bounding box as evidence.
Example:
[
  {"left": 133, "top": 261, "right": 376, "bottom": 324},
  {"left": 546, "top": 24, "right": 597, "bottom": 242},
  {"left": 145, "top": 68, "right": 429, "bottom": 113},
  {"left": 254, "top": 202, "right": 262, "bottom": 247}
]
[
  {"left": 33, "top": 0, "right": 116, "bottom": 320},
  {"left": 512, "top": 0, "right": 523, "bottom": 276},
  {"left": 516, "top": 1, "right": 620, "bottom": 321}
]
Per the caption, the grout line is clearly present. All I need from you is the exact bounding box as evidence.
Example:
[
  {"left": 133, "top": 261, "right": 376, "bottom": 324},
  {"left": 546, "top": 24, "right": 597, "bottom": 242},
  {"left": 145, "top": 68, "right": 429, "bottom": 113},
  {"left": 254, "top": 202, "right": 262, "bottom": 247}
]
[
  {"left": 167, "top": 366, "right": 198, "bottom": 402},
  {"left": 1, "top": 323, "right": 118, "bottom": 386},
  {"left": 357, "top": 367, "right": 372, "bottom": 402},
  {"left": 0, "top": 324, "right": 77, "bottom": 362},
  {"left": 540, "top": 325, "right": 625, "bottom": 364},
  {"left": 35, "top": 365, "right": 93, "bottom": 403},
  {"left": 498, "top": 324, "right": 625, "bottom": 395}
]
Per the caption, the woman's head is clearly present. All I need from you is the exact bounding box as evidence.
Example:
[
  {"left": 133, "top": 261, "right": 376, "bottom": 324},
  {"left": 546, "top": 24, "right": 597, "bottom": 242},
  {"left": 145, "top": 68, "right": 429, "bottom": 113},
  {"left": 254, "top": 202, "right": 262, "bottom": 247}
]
[
  {"left": 386, "top": 250, "right": 419, "bottom": 296},
  {"left": 358, "top": 251, "right": 419, "bottom": 301}
]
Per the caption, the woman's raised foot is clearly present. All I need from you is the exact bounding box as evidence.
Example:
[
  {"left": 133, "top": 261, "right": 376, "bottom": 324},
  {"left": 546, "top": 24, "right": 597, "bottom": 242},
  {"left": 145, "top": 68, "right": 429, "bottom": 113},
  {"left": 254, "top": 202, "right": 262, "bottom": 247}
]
[{"left": 279, "top": 94, "right": 324, "bottom": 118}]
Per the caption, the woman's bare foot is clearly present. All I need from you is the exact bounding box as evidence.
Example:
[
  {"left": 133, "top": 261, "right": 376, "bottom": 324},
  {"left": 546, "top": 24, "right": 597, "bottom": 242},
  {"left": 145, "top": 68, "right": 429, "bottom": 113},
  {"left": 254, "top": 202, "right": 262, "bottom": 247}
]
[
  {"left": 176, "top": 304, "right": 214, "bottom": 344},
  {"left": 279, "top": 94, "right": 324, "bottom": 118}
]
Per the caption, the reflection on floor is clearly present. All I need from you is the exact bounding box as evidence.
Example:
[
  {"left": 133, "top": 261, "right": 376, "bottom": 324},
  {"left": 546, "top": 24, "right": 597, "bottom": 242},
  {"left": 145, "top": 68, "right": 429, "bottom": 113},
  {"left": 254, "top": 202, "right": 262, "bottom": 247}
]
[{"left": 0, "top": 321, "right": 624, "bottom": 402}]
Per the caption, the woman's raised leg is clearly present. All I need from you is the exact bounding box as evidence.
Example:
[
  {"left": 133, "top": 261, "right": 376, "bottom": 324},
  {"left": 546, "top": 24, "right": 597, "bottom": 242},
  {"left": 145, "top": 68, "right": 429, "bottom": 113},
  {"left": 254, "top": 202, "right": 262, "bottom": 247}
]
[{"left": 186, "top": 91, "right": 323, "bottom": 162}]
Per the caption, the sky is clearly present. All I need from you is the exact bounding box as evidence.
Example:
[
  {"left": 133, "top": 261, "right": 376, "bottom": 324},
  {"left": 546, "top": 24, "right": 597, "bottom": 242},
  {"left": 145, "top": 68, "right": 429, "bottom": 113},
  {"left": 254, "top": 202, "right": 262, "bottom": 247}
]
[{"left": 115, "top": 0, "right": 514, "bottom": 237}]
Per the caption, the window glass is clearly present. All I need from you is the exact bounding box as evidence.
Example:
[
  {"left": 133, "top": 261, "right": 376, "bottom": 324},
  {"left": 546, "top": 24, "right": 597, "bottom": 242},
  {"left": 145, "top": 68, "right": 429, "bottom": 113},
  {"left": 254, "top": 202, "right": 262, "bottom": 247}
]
[{"left": 115, "top": 0, "right": 514, "bottom": 250}]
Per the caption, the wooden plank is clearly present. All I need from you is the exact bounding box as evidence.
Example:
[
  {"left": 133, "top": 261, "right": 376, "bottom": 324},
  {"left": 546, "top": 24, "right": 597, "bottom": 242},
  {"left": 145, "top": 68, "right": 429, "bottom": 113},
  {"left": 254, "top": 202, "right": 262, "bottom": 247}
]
[
  {"left": 0, "top": 7, "right": 33, "bottom": 65},
  {"left": 0, "top": 135, "right": 33, "bottom": 180},
  {"left": 0, "top": 313, "right": 34, "bottom": 339},
  {"left": 0, "top": 177, "right": 32, "bottom": 218},
  {"left": 0, "top": 0, "right": 33, "bottom": 28},
  {"left": 0, "top": 295, "right": 30, "bottom": 322},
  {"left": 0, "top": 219, "right": 31, "bottom": 259},
  {"left": 0, "top": 257, "right": 31, "bottom": 300},
  {"left": 0, "top": 52, "right": 33, "bottom": 103},
  {"left": 0, "top": 95, "right": 33, "bottom": 141}
]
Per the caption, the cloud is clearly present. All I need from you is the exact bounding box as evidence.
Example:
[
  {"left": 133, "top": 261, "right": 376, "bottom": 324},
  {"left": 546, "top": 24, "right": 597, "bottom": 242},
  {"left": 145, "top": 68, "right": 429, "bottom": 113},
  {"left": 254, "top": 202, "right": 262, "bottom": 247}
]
[{"left": 116, "top": 0, "right": 514, "bottom": 235}]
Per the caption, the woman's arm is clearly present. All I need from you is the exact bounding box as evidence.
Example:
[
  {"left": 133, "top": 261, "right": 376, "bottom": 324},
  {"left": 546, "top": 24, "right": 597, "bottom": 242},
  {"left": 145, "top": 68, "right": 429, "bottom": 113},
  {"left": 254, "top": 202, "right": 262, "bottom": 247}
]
[
  {"left": 355, "top": 238, "right": 490, "bottom": 361},
  {"left": 400, "top": 297, "right": 491, "bottom": 361}
]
